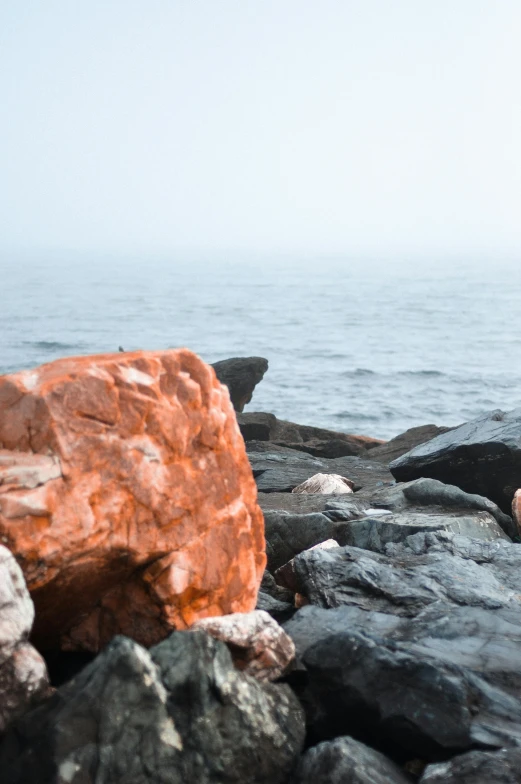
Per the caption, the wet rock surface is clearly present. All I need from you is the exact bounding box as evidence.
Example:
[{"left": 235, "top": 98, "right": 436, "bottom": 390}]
[
  {"left": 0, "top": 631, "right": 305, "bottom": 784},
  {"left": 390, "top": 408, "right": 521, "bottom": 514}
]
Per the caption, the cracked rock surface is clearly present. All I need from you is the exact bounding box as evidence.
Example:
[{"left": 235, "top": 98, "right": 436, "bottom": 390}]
[
  {"left": 0, "top": 630, "right": 305, "bottom": 784},
  {"left": 283, "top": 531, "right": 521, "bottom": 760},
  {"left": 0, "top": 350, "right": 265, "bottom": 652}
]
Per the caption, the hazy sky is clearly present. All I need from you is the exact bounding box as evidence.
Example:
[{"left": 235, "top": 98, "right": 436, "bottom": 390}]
[{"left": 1, "top": 1, "right": 520, "bottom": 257}]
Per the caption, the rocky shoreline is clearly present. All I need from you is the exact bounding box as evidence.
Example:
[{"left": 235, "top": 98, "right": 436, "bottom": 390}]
[{"left": 1, "top": 353, "right": 521, "bottom": 782}]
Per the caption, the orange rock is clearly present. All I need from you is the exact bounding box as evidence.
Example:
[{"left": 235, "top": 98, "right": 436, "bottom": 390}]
[{"left": 0, "top": 350, "right": 265, "bottom": 652}]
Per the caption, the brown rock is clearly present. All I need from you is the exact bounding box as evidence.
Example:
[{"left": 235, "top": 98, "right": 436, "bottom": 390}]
[
  {"left": 0, "top": 545, "right": 51, "bottom": 733},
  {"left": 0, "top": 350, "right": 265, "bottom": 652},
  {"left": 192, "top": 609, "right": 295, "bottom": 681}
]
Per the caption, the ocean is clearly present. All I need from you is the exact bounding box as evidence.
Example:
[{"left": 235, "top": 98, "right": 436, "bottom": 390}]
[{"left": 2, "top": 253, "right": 520, "bottom": 441}]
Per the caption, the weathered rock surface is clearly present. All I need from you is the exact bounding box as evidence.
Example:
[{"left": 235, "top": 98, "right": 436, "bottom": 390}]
[
  {"left": 237, "top": 412, "right": 384, "bottom": 456},
  {"left": 367, "top": 424, "right": 453, "bottom": 464},
  {"left": 291, "top": 736, "right": 412, "bottom": 784},
  {"left": 192, "top": 610, "right": 295, "bottom": 681},
  {"left": 263, "top": 510, "right": 339, "bottom": 572},
  {"left": 248, "top": 446, "right": 393, "bottom": 493},
  {"left": 0, "top": 546, "right": 50, "bottom": 734},
  {"left": 282, "top": 531, "right": 519, "bottom": 613},
  {"left": 292, "top": 473, "right": 354, "bottom": 494},
  {"left": 0, "top": 350, "right": 265, "bottom": 652},
  {"left": 337, "top": 510, "right": 509, "bottom": 552},
  {"left": 420, "top": 748, "right": 521, "bottom": 782},
  {"left": 359, "top": 477, "right": 512, "bottom": 526},
  {"left": 285, "top": 581, "right": 521, "bottom": 759},
  {"left": 211, "top": 357, "right": 268, "bottom": 412},
  {"left": 0, "top": 631, "right": 305, "bottom": 784},
  {"left": 390, "top": 408, "right": 521, "bottom": 514}
]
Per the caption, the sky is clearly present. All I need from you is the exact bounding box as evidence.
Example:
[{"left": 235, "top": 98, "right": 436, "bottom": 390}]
[{"left": 1, "top": 0, "right": 520, "bottom": 259}]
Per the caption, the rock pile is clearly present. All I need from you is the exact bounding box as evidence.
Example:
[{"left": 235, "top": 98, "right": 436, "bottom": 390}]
[{"left": 3, "top": 352, "right": 521, "bottom": 783}]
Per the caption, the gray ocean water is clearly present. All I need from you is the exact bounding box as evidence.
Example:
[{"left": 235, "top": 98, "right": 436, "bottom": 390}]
[{"left": 2, "top": 254, "right": 520, "bottom": 440}]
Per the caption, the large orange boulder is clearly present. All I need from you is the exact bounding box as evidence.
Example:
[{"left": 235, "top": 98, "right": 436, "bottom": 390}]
[{"left": 0, "top": 350, "right": 265, "bottom": 652}]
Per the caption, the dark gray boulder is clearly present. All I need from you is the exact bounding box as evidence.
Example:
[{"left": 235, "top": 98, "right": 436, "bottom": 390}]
[
  {"left": 238, "top": 412, "right": 383, "bottom": 455},
  {"left": 0, "top": 631, "right": 305, "bottom": 784},
  {"left": 284, "top": 599, "right": 521, "bottom": 760},
  {"left": 291, "top": 736, "right": 411, "bottom": 784},
  {"left": 263, "top": 510, "right": 338, "bottom": 571},
  {"left": 282, "top": 531, "right": 519, "bottom": 614},
  {"left": 248, "top": 448, "right": 393, "bottom": 493},
  {"left": 390, "top": 409, "right": 521, "bottom": 514},
  {"left": 356, "top": 477, "right": 513, "bottom": 532},
  {"left": 367, "top": 424, "right": 453, "bottom": 465},
  {"left": 420, "top": 748, "right": 521, "bottom": 783},
  {"left": 211, "top": 357, "right": 268, "bottom": 412},
  {"left": 336, "top": 510, "right": 509, "bottom": 552},
  {"left": 238, "top": 413, "right": 279, "bottom": 441},
  {"left": 255, "top": 592, "right": 295, "bottom": 624}
]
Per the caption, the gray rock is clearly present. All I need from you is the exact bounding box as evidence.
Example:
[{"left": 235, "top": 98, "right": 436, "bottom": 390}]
[
  {"left": 282, "top": 437, "right": 367, "bottom": 458},
  {"left": 367, "top": 424, "right": 453, "bottom": 464},
  {"left": 238, "top": 413, "right": 383, "bottom": 455},
  {"left": 211, "top": 357, "right": 268, "bottom": 412},
  {"left": 263, "top": 510, "right": 338, "bottom": 571},
  {"left": 0, "top": 631, "right": 305, "bottom": 784},
  {"left": 385, "top": 529, "right": 521, "bottom": 597},
  {"left": 284, "top": 533, "right": 519, "bottom": 614},
  {"left": 255, "top": 592, "right": 295, "bottom": 624},
  {"left": 0, "top": 546, "right": 50, "bottom": 734},
  {"left": 249, "top": 449, "right": 393, "bottom": 494},
  {"left": 420, "top": 748, "right": 521, "bottom": 783},
  {"left": 291, "top": 736, "right": 411, "bottom": 784},
  {"left": 257, "top": 491, "right": 371, "bottom": 515},
  {"left": 260, "top": 570, "right": 294, "bottom": 603},
  {"left": 284, "top": 599, "right": 521, "bottom": 759},
  {"left": 390, "top": 408, "right": 521, "bottom": 514},
  {"left": 238, "top": 412, "right": 279, "bottom": 441},
  {"left": 337, "top": 510, "right": 509, "bottom": 552}
]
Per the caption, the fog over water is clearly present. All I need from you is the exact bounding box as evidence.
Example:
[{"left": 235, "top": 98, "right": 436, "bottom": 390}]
[{"left": 1, "top": 3, "right": 520, "bottom": 439}]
